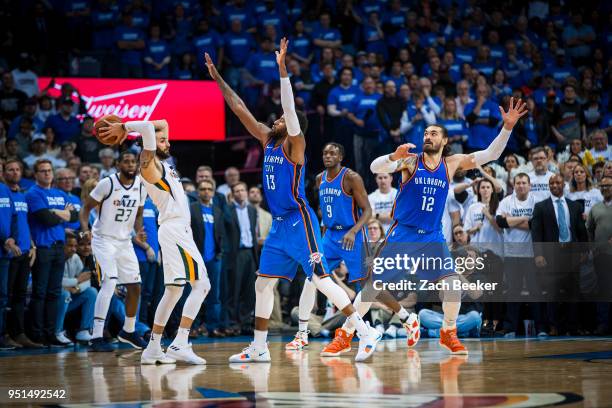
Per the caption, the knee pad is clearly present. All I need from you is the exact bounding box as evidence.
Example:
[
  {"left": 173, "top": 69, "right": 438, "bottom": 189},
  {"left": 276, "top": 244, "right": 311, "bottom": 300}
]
[{"left": 255, "top": 276, "right": 276, "bottom": 297}]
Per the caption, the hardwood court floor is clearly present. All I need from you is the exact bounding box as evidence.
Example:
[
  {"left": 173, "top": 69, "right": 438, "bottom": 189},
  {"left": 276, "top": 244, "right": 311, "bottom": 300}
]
[{"left": 1, "top": 336, "right": 611, "bottom": 407}]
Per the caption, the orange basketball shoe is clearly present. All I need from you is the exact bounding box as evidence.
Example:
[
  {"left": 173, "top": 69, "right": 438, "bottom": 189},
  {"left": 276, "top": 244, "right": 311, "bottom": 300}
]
[
  {"left": 320, "top": 328, "right": 354, "bottom": 357},
  {"left": 439, "top": 327, "right": 468, "bottom": 355}
]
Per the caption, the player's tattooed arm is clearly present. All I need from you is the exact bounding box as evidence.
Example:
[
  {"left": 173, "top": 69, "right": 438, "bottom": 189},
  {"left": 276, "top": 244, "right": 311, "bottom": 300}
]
[
  {"left": 396, "top": 154, "right": 417, "bottom": 173},
  {"left": 205, "top": 53, "right": 270, "bottom": 144},
  {"left": 139, "top": 150, "right": 162, "bottom": 184}
]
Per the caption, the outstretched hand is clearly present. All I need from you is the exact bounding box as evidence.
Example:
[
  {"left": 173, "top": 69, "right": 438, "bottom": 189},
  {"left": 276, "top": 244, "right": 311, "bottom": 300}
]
[
  {"left": 500, "top": 97, "right": 528, "bottom": 130},
  {"left": 390, "top": 143, "right": 416, "bottom": 160},
  {"left": 204, "top": 53, "right": 220, "bottom": 81},
  {"left": 275, "top": 37, "right": 288, "bottom": 67}
]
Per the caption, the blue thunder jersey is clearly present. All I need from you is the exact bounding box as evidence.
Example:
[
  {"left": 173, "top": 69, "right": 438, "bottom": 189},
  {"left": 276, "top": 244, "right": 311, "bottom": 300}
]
[
  {"left": 319, "top": 167, "right": 359, "bottom": 230},
  {"left": 262, "top": 141, "right": 309, "bottom": 217},
  {"left": 391, "top": 153, "right": 450, "bottom": 232}
]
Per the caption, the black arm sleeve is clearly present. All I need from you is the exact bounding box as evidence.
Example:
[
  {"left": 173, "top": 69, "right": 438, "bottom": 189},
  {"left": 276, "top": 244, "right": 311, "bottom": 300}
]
[
  {"left": 32, "top": 209, "right": 65, "bottom": 227},
  {"left": 69, "top": 210, "right": 78, "bottom": 223},
  {"left": 495, "top": 215, "right": 510, "bottom": 229}
]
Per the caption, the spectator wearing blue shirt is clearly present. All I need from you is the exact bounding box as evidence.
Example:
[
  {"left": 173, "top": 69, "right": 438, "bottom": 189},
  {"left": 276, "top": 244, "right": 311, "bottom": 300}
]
[
  {"left": 44, "top": 98, "right": 80, "bottom": 145},
  {"left": 348, "top": 77, "right": 382, "bottom": 177},
  {"left": 312, "top": 12, "right": 342, "bottom": 58},
  {"left": 257, "top": 0, "right": 285, "bottom": 35},
  {"left": 491, "top": 69, "right": 513, "bottom": 103},
  {"left": 243, "top": 38, "right": 277, "bottom": 106},
  {"left": 438, "top": 98, "right": 470, "bottom": 154},
  {"left": 473, "top": 45, "right": 496, "bottom": 78},
  {"left": 0, "top": 180, "right": 21, "bottom": 350},
  {"left": 132, "top": 196, "right": 160, "bottom": 327},
  {"left": 190, "top": 180, "right": 226, "bottom": 337},
  {"left": 383, "top": 0, "right": 407, "bottom": 31},
  {"left": 287, "top": 60, "right": 314, "bottom": 110},
  {"left": 400, "top": 90, "right": 437, "bottom": 152},
  {"left": 193, "top": 20, "right": 223, "bottom": 73},
  {"left": 3, "top": 160, "right": 40, "bottom": 348},
  {"left": 486, "top": 30, "right": 505, "bottom": 64},
  {"left": 114, "top": 12, "right": 145, "bottom": 78},
  {"left": 26, "top": 159, "right": 78, "bottom": 346},
  {"left": 8, "top": 98, "right": 44, "bottom": 139},
  {"left": 562, "top": 13, "right": 596, "bottom": 65},
  {"left": 222, "top": 19, "right": 255, "bottom": 90},
  {"left": 289, "top": 20, "right": 313, "bottom": 65},
  {"left": 464, "top": 84, "right": 503, "bottom": 151},
  {"left": 55, "top": 168, "right": 82, "bottom": 232},
  {"left": 144, "top": 24, "right": 171, "bottom": 79},
  {"left": 502, "top": 41, "right": 529, "bottom": 88},
  {"left": 382, "top": 60, "right": 406, "bottom": 90},
  {"left": 327, "top": 68, "right": 361, "bottom": 167},
  {"left": 173, "top": 53, "right": 196, "bottom": 80},
  {"left": 362, "top": 12, "right": 387, "bottom": 59},
  {"left": 91, "top": 0, "right": 117, "bottom": 49},
  {"left": 221, "top": 0, "right": 255, "bottom": 32},
  {"left": 544, "top": 50, "right": 578, "bottom": 85}
]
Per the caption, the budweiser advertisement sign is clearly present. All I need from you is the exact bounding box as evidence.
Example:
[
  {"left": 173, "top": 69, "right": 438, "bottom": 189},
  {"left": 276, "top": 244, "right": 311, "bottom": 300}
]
[{"left": 39, "top": 77, "right": 225, "bottom": 141}]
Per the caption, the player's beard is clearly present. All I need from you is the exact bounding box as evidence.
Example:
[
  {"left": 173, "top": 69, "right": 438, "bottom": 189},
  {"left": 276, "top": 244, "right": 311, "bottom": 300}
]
[
  {"left": 268, "top": 126, "right": 285, "bottom": 142},
  {"left": 423, "top": 140, "right": 442, "bottom": 154},
  {"left": 156, "top": 148, "right": 170, "bottom": 160},
  {"left": 120, "top": 169, "right": 136, "bottom": 180}
]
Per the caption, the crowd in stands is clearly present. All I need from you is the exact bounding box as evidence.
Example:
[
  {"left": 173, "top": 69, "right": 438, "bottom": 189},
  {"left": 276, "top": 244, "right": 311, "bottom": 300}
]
[{"left": 0, "top": 0, "right": 611, "bottom": 350}]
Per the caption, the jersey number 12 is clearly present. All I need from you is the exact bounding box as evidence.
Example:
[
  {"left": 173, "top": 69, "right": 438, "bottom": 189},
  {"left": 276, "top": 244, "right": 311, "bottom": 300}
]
[{"left": 421, "top": 196, "right": 435, "bottom": 212}]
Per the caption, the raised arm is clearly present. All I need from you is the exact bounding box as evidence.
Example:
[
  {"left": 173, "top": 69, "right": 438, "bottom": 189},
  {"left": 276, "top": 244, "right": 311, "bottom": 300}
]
[
  {"left": 205, "top": 53, "right": 270, "bottom": 144},
  {"left": 370, "top": 143, "right": 417, "bottom": 174},
  {"left": 450, "top": 97, "right": 528, "bottom": 172}
]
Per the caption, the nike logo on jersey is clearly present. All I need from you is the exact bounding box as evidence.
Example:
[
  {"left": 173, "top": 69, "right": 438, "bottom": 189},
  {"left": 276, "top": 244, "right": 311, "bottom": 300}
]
[
  {"left": 417, "top": 168, "right": 426, "bottom": 171},
  {"left": 292, "top": 220, "right": 300, "bottom": 227},
  {"left": 258, "top": 352, "right": 267, "bottom": 357}
]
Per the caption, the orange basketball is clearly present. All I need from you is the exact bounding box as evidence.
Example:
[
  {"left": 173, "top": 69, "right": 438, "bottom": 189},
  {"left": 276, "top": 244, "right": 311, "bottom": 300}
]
[{"left": 94, "top": 114, "right": 124, "bottom": 145}]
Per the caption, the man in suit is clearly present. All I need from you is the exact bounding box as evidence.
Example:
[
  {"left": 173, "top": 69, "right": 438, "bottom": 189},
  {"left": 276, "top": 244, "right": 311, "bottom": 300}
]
[
  {"left": 190, "top": 179, "right": 226, "bottom": 337},
  {"left": 226, "top": 182, "right": 258, "bottom": 334},
  {"left": 531, "top": 174, "right": 588, "bottom": 335}
]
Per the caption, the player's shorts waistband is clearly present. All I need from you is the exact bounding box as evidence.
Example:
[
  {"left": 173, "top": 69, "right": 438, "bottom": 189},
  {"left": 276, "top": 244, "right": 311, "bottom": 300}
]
[
  {"left": 393, "top": 222, "right": 441, "bottom": 235},
  {"left": 272, "top": 207, "right": 315, "bottom": 222}
]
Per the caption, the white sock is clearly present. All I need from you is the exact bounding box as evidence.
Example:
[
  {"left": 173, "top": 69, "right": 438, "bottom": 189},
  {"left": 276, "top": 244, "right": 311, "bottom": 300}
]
[
  {"left": 93, "top": 318, "right": 105, "bottom": 339},
  {"left": 348, "top": 312, "right": 369, "bottom": 338},
  {"left": 123, "top": 317, "right": 136, "bottom": 333},
  {"left": 298, "top": 320, "right": 309, "bottom": 332},
  {"left": 254, "top": 329, "right": 268, "bottom": 348},
  {"left": 149, "top": 332, "right": 162, "bottom": 348},
  {"left": 173, "top": 327, "right": 190, "bottom": 346},
  {"left": 442, "top": 301, "right": 460, "bottom": 329},
  {"left": 397, "top": 307, "right": 409, "bottom": 321}
]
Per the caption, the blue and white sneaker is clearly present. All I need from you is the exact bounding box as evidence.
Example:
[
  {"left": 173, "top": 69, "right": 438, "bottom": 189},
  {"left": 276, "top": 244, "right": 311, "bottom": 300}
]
[
  {"left": 355, "top": 323, "right": 383, "bottom": 362},
  {"left": 118, "top": 330, "right": 148, "bottom": 349},
  {"left": 229, "top": 343, "right": 271, "bottom": 363}
]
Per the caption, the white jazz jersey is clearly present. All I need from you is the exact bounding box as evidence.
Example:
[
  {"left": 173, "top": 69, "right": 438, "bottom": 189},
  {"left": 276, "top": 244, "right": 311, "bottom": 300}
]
[
  {"left": 90, "top": 173, "right": 147, "bottom": 240},
  {"left": 142, "top": 160, "right": 190, "bottom": 225}
]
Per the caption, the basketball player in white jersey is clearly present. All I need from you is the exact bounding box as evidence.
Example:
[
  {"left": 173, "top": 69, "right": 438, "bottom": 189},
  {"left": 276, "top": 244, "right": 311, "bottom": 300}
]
[
  {"left": 80, "top": 151, "right": 148, "bottom": 352},
  {"left": 98, "top": 119, "right": 210, "bottom": 365}
]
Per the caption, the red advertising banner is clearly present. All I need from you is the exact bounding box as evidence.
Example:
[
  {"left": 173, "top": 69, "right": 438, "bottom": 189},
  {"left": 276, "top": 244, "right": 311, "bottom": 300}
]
[{"left": 38, "top": 77, "right": 225, "bottom": 141}]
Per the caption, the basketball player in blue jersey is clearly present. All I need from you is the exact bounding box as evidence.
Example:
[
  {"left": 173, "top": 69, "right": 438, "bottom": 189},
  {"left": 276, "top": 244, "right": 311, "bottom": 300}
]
[
  {"left": 370, "top": 97, "right": 528, "bottom": 354},
  {"left": 286, "top": 142, "right": 421, "bottom": 356},
  {"left": 206, "top": 38, "right": 382, "bottom": 363}
]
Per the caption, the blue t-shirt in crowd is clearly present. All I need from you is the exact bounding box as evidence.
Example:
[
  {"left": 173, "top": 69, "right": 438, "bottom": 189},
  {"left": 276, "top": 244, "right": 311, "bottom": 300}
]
[
  {"left": 544, "top": 64, "right": 577, "bottom": 84},
  {"left": 201, "top": 204, "right": 215, "bottom": 262},
  {"left": 193, "top": 30, "right": 224, "bottom": 69},
  {"left": 351, "top": 92, "right": 382, "bottom": 136},
  {"left": 131, "top": 11, "right": 150, "bottom": 29},
  {"left": 454, "top": 47, "right": 475, "bottom": 64},
  {"left": 222, "top": 4, "right": 255, "bottom": 30},
  {"left": 258, "top": 10, "right": 285, "bottom": 33},
  {"left": 26, "top": 184, "right": 69, "bottom": 247},
  {"left": 65, "top": 193, "right": 82, "bottom": 231},
  {"left": 246, "top": 52, "right": 279, "bottom": 84},
  {"left": 223, "top": 31, "right": 255, "bottom": 67},
  {"left": 0, "top": 184, "right": 13, "bottom": 257},
  {"left": 290, "top": 33, "right": 313, "bottom": 60},
  {"left": 134, "top": 197, "right": 159, "bottom": 262},
  {"left": 464, "top": 100, "right": 503, "bottom": 150},
  {"left": 362, "top": 24, "right": 387, "bottom": 57},
  {"left": 474, "top": 61, "right": 495, "bottom": 78},
  {"left": 388, "top": 29, "right": 410, "bottom": 50},
  {"left": 327, "top": 84, "right": 361, "bottom": 125},
  {"left": 115, "top": 26, "right": 145, "bottom": 66},
  {"left": 8, "top": 188, "right": 31, "bottom": 253},
  {"left": 489, "top": 45, "right": 505, "bottom": 62},
  {"left": 438, "top": 118, "right": 469, "bottom": 142},
  {"left": 384, "top": 10, "right": 406, "bottom": 29},
  {"left": 92, "top": 9, "right": 117, "bottom": 49},
  {"left": 44, "top": 114, "right": 81, "bottom": 144},
  {"left": 145, "top": 39, "right": 171, "bottom": 78}
]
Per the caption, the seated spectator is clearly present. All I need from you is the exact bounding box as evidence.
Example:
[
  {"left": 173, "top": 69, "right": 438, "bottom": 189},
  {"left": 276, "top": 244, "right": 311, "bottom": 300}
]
[
  {"left": 192, "top": 19, "right": 223, "bottom": 73},
  {"left": 8, "top": 97, "right": 44, "bottom": 138},
  {"left": 56, "top": 232, "right": 97, "bottom": 344},
  {"left": 0, "top": 72, "right": 28, "bottom": 120},
  {"left": 419, "top": 247, "right": 484, "bottom": 338},
  {"left": 23, "top": 133, "right": 66, "bottom": 169},
  {"left": 44, "top": 98, "right": 80, "bottom": 145}
]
